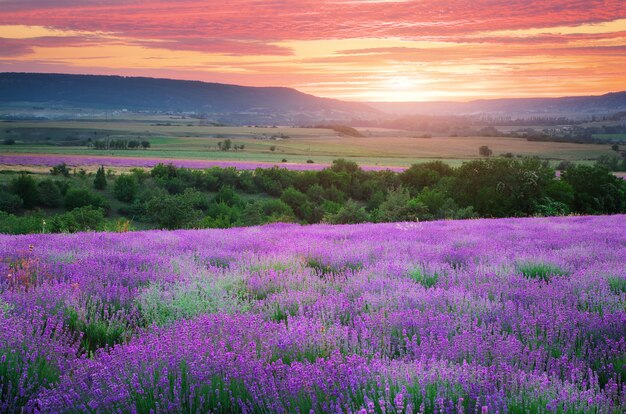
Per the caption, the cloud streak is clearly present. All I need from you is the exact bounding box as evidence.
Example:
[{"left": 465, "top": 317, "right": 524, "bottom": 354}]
[{"left": 0, "top": 1, "right": 625, "bottom": 100}]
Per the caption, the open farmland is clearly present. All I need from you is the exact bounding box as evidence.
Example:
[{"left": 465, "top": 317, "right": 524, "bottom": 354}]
[
  {"left": 1, "top": 215, "right": 625, "bottom": 413},
  {"left": 0, "top": 119, "right": 616, "bottom": 169},
  {"left": 0, "top": 153, "right": 406, "bottom": 172}
]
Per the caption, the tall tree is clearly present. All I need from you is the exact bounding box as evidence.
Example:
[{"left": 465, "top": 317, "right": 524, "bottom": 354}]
[{"left": 94, "top": 165, "right": 107, "bottom": 190}]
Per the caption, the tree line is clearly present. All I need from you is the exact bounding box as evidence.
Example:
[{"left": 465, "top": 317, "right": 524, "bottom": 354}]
[
  {"left": 1, "top": 158, "right": 625, "bottom": 234},
  {"left": 92, "top": 139, "right": 150, "bottom": 150}
]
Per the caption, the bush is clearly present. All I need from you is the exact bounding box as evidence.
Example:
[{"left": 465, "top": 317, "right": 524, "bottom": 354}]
[
  {"left": 561, "top": 164, "right": 626, "bottom": 214},
  {"left": 0, "top": 191, "right": 23, "bottom": 214},
  {"left": 129, "top": 168, "right": 150, "bottom": 182},
  {"left": 236, "top": 170, "right": 257, "bottom": 193},
  {"left": 213, "top": 186, "right": 243, "bottom": 207},
  {"left": 65, "top": 188, "right": 110, "bottom": 214},
  {"left": 259, "top": 199, "right": 295, "bottom": 222},
  {"left": 325, "top": 200, "right": 369, "bottom": 224},
  {"left": 146, "top": 194, "right": 202, "bottom": 230},
  {"left": 37, "top": 179, "right": 63, "bottom": 208},
  {"left": 200, "top": 202, "right": 242, "bottom": 229},
  {"left": 376, "top": 187, "right": 427, "bottom": 222},
  {"left": 113, "top": 174, "right": 138, "bottom": 202},
  {"left": 413, "top": 187, "right": 475, "bottom": 220},
  {"left": 306, "top": 184, "right": 326, "bottom": 203},
  {"left": 241, "top": 202, "right": 264, "bottom": 226},
  {"left": 47, "top": 206, "right": 106, "bottom": 233},
  {"left": 479, "top": 145, "right": 493, "bottom": 157},
  {"left": 54, "top": 180, "right": 71, "bottom": 196},
  {"left": 280, "top": 187, "right": 322, "bottom": 222},
  {"left": 452, "top": 158, "right": 556, "bottom": 217},
  {"left": 181, "top": 188, "right": 211, "bottom": 211},
  {"left": 596, "top": 154, "right": 623, "bottom": 171},
  {"left": 151, "top": 163, "right": 178, "bottom": 179},
  {"left": 0, "top": 211, "right": 43, "bottom": 234},
  {"left": 50, "top": 163, "right": 71, "bottom": 177},
  {"left": 10, "top": 174, "right": 39, "bottom": 208},
  {"left": 400, "top": 161, "right": 454, "bottom": 193}
]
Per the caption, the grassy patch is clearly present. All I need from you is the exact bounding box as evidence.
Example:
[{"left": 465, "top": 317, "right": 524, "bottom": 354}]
[
  {"left": 0, "top": 350, "right": 61, "bottom": 411},
  {"left": 516, "top": 261, "right": 568, "bottom": 282},
  {"left": 137, "top": 279, "right": 247, "bottom": 326},
  {"left": 305, "top": 257, "right": 363, "bottom": 277},
  {"left": 408, "top": 267, "right": 439, "bottom": 288},
  {"left": 65, "top": 306, "right": 129, "bottom": 355},
  {"left": 608, "top": 276, "right": 626, "bottom": 294}
]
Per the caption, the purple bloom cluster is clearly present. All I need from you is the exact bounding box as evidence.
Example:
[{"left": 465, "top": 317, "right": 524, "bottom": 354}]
[
  {"left": 0, "top": 154, "right": 404, "bottom": 172},
  {"left": 1, "top": 215, "right": 625, "bottom": 413}
]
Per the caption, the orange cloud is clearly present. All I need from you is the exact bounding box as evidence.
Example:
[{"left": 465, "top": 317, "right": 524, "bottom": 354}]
[{"left": 0, "top": 1, "right": 625, "bottom": 100}]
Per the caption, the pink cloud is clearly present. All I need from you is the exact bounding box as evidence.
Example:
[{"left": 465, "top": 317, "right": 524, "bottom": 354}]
[
  {"left": 1, "top": 1, "right": 625, "bottom": 100},
  {"left": 0, "top": 35, "right": 106, "bottom": 56},
  {"left": 1, "top": 1, "right": 624, "bottom": 44}
]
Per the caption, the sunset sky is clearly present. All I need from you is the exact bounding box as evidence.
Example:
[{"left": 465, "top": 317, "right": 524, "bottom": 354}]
[{"left": 1, "top": 0, "right": 625, "bottom": 101}]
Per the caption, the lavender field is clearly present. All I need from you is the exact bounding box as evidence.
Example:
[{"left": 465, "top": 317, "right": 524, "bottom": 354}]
[
  {"left": 0, "top": 154, "right": 405, "bottom": 172},
  {"left": 1, "top": 215, "right": 625, "bottom": 413}
]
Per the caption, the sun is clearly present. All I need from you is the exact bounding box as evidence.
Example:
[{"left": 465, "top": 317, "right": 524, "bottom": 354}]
[{"left": 386, "top": 76, "right": 416, "bottom": 91}]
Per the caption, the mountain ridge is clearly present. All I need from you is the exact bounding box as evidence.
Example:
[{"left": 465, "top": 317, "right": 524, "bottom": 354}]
[
  {"left": 2, "top": 72, "right": 625, "bottom": 121},
  {"left": 0, "top": 72, "right": 377, "bottom": 124}
]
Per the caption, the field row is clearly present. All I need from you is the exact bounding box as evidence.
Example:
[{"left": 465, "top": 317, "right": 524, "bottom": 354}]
[
  {"left": 1, "top": 215, "right": 625, "bottom": 412},
  {"left": 0, "top": 153, "right": 404, "bottom": 172}
]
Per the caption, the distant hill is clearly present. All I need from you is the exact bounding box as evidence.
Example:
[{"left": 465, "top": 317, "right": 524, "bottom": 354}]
[
  {"left": 367, "top": 92, "right": 626, "bottom": 119},
  {"left": 4, "top": 73, "right": 624, "bottom": 123},
  {"left": 0, "top": 72, "right": 377, "bottom": 124}
]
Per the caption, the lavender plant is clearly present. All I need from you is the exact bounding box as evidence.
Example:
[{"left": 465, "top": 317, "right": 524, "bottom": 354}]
[{"left": 0, "top": 215, "right": 624, "bottom": 413}]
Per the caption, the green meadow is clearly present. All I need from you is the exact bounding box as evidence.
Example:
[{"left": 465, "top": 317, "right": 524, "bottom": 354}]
[{"left": 1, "top": 118, "right": 617, "bottom": 168}]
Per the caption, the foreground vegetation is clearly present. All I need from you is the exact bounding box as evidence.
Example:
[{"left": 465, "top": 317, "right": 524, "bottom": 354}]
[
  {"left": 0, "top": 216, "right": 624, "bottom": 412},
  {"left": 1, "top": 157, "right": 625, "bottom": 234}
]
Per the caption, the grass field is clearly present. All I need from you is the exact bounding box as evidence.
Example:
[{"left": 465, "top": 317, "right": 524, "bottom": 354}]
[{"left": 0, "top": 119, "right": 616, "bottom": 169}]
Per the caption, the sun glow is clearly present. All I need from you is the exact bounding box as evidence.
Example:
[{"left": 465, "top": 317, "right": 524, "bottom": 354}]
[{"left": 0, "top": 2, "right": 625, "bottom": 100}]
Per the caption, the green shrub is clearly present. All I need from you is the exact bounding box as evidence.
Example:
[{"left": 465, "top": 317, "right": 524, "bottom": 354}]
[
  {"left": 561, "top": 164, "right": 626, "bottom": 214},
  {"left": 400, "top": 161, "right": 453, "bottom": 193},
  {"left": 50, "top": 163, "right": 71, "bottom": 177},
  {"left": 146, "top": 194, "right": 201, "bottom": 229},
  {"left": 213, "top": 185, "right": 243, "bottom": 207},
  {"left": 258, "top": 199, "right": 295, "bottom": 222},
  {"left": 10, "top": 174, "right": 39, "bottom": 208},
  {"left": 113, "top": 174, "right": 138, "bottom": 202},
  {"left": 325, "top": 199, "right": 368, "bottom": 224},
  {"left": 241, "top": 202, "right": 264, "bottom": 226},
  {"left": 516, "top": 262, "right": 568, "bottom": 282},
  {"left": 65, "top": 188, "right": 110, "bottom": 214},
  {"left": 93, "top": 165, "right": 107, "bottom": 190},
  {"left": 0, "top": 212, "right": 43, "bottom": 234},
  {"left": 37, "top": 179, "right": 63, "bottom": 207},
  {"left": 47, "top": 206, "right": 106, "bottom": 233},
  {"left": 0, "top": 191, "right": 23, "bottom": 213},
  {"left": 376, "top": 187, "right": 427, "bottom": 222},
  {"left": 408, "top": 268, "right": 439, "bottom": 288}
]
